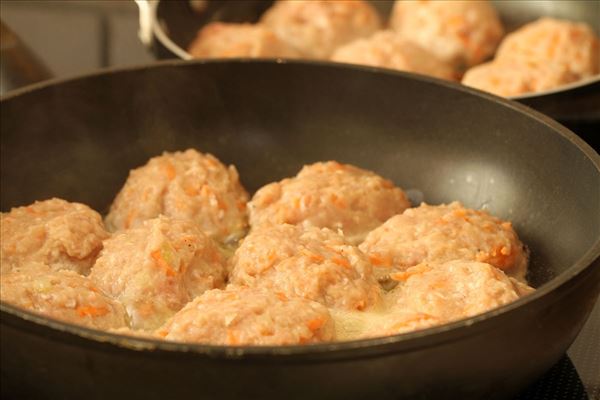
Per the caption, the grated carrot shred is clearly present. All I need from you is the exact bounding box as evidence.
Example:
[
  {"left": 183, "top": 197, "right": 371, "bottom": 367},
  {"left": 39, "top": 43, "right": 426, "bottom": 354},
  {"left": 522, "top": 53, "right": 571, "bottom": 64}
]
[
  {"left": 151, "top": 249, "right": 177, "bottom": 277},
  {"left": 369, "top": 254, "right": 392, "bottom": 267},
  {"left": 390, "top": 264, "right": 431, "bottom": 281},
  {"left": 331, "top": 257, "right": 350, "bottom": 268},
  {"left": 301, "top": 249, "right": 325, "bottom": 263},
  {"left": 226, "top": 329, "right": 240, "bottom": 345},
  {"left": 76, "top": 305, "right": 109, "bottom": 317},
  {"left": 162, "top": 162, "right": 176, "bottom": 180},
  {"left": 307, "top": 318, "right": 325, "bottom": 331},
  {"left": 125, "top": 210, "right": 137, "bottom": 229}
]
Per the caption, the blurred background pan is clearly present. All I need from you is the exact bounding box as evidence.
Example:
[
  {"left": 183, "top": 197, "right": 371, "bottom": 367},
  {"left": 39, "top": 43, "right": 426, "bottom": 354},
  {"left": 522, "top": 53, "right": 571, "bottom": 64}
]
[{"left": 137, "top": 0, "right": 600, "bottom": 126}]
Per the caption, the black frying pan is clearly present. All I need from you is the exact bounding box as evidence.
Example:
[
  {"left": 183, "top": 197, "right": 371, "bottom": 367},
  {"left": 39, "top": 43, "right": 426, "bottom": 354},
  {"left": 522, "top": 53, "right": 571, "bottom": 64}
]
[
  {"left": 1, "top": 60, "right": 600, "bottom": 400},
  {"left": 139, "top": 0, "right": 600, "bottom": 127}
]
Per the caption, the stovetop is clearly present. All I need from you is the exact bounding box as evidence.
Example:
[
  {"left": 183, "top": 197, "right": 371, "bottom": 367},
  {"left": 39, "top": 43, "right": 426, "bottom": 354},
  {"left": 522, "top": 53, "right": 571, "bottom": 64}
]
[{"left": 1, "top": 1, "right": 598, "bottom": 399}]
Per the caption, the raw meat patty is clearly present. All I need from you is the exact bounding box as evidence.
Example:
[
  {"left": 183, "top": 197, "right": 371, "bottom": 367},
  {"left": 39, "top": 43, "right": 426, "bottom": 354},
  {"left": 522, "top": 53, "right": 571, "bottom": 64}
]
[
  {"left": 105, "top": 149, "right": 249, "bottom": 242},
  {"left": 360, "top": 202, "right": 528, "bottom": 281},
  {"left": 331, "top": 31, "right": 456, "bottom": 80},
  {"left": 495, "top": 18, "right": 599, "bottom": 80},
  {"left": 1, "top": 198, "right": 109, "bottom": 275},
  {"left": 261, "top": 0, "right": 381, "bottom": 59},
  {"left": 188, "top": 22, "right": 300, "bottom": 59},
  {"left": 388, "top": 260, "right": 532, "bottom": 322},
  {"left": 390, "top": 0, "right": 503, "bottom": 69},
  {"left": 1, "top": 266, "right": 128, "bottom": 330},
  {"left": 249, "top": 161, "right": 410, "bottom": 244},
  {"left": 90, "top": 216, "right": 227, "bottom": 330},
  {"left": 462, "top": 60, "right": 577, "bottom": 97},
  {"left": 229, "top": 224, "right": 380, "bottom": 310},
  {"left": 156, "top": 286, "right": 334, "bottom": 345}
]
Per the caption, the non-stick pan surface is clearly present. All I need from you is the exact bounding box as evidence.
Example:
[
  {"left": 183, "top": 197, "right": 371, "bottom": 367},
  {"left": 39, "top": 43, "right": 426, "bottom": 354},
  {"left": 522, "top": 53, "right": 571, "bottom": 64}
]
[{"left": 1, "top": 60, "right": 599, "bottom": 400}]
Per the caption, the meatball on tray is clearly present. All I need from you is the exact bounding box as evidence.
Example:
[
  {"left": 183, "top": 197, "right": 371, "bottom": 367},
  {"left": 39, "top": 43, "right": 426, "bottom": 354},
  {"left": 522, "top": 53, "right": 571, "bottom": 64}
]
[
  {"left": 139, "top": 0, "right": 600, "bottom": 123},
  {"left": 2, "top": 60, "right": 600, "bottom": 400}
]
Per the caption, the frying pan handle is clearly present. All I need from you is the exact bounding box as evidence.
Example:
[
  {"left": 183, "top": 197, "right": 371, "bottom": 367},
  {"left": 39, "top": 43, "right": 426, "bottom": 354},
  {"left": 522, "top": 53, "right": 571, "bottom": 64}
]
[
  {"left": 135, "top": 0, "right": 157, "bottom": 48},
  {"left": 0, "top": 21, "right": 52, "bottom": 94}
]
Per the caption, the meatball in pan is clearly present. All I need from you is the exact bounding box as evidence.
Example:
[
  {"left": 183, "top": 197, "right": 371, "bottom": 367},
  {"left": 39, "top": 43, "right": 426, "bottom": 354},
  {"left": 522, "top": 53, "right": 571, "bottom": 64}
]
[
  {"left": 105, "top": 149, "right": 249, "bottom": 243},
  {"left": 495, "top": 17, "right": 599, "bottom": 81},
  {"left": 331, "top": 31, "right": 456, "bottom": 80},
  {"left": 249, "top": 161, "right": 410, "bottom": 244},
  {"left": 360, "top": 202, "right": 528, "bottom": 282},
  {"left": 90, "top": 216, "right": 227, "bottom": 330},
  {"left": 1, "top": 266, "right": 128, "bottom": 331},
  {"left": 188, "top": 22, "right": 300, "bottom": 59},
  {"left": 1, "top": 198, "right": 109, "bottom": 275},
  {"left": 261, "top": 0, "right": 381, "bottom": 59},
  {"left": 390, "top": 0, "right": 504, "bottom": 69},
  {"left": 230, "top": 224, "right": 380, "bottom": 311},
  {"left": 157, "top": 286, "right": 334, "bottom": 345}
]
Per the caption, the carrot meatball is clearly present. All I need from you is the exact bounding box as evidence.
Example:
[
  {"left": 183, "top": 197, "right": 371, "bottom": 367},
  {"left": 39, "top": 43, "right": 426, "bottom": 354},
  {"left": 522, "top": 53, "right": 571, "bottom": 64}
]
[
  {"left": 462, "top": 60, "right": 577, "bottom": 97},
  {"left": 249, "top": 161, "right": 410, "bottom": 244},
  {"left": 389, "top": 261, "right": 532, "bottom": 321},
  {"left": 156, "top": 286, "right": 335, "bottom": 345},
  {"left": 390, "top": 0, "right": 503, "bottom": 69},
  {"left": 360, "top": 260, "right": 532, "bottom": 338},
  {"left": 261, "top": 0, "right": 381, "bottom": 59},
  {"left": 188, "top": 22, "right": 300, "bottom": 59},
  {"left": 1, "top": 266, "right": 128, "bottom": 330},
  {"left": 105, "top": 149, "right": 249, "bottom": 242},
  {"left": 90, "top": 216, "right": 227, "bottom": 330},
  {"left": 495, "top": 18, "right": 599, "bottom": 80},
  {"left": 331, "top": 31, "right": 456, "bottom": 80},
  {"left": 360, "top": 202, "right": 528, "bottom": 282},
  {"left": 229, "top": 224, "right": 380, "bottom": 310},
  {"left": 358, "top": 311, "right": 443, "bottom": 339},
  {"left": 1, "top": 198, "right": 109, "bottom": 275}
]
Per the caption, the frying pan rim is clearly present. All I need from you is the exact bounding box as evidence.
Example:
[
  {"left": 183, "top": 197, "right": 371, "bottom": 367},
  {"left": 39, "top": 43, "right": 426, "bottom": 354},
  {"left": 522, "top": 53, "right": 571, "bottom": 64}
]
[
  {"left": 1, "top": 58, "right": 599, "bottom": 357},
  {"left": 148, "top": 0, "right": 600, "bottom": 100}
]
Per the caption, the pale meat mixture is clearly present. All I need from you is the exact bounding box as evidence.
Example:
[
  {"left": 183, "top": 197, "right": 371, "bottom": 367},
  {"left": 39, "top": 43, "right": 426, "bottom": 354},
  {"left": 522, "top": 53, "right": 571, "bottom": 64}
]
[
  {"left": 390, "top": 0, "right": 504, "bottom": 69},
  {"left": 360, "top": 202, "right": 528, "bottom": 282},
  {"left": 188, "top": 23, "right": 300, "bottom": 59},
  {"left": 249, "top": 161, "right": 410, "bottom": 244},
  {"left": 1, "top": 266, "right": 128, "bottom": 330},
  {"left": 462, "top": 60, "right": 577, "bottom": 97},
  {"left": 463, "top": 18, "right": 599, "bottom": 96},
  {"left": 1, "top": 153, "right": 536, "bottom": 343},
  {"left": 360, "top": 260, "right": 532, "bottom": 338},
  {"left": 331, "top": 31, "right": 456, "bottom": 80},
  {"left": 1, "top": 198, "right": 109, "bottom": 275},
  {"left": 157, "top": 286, "right": 334, "bottom": 345},
  {"left": 261, "top": 0, "right": 381, "bottom": 59},
  {"left": 495, "top": 18, "right": 599, "bottom": 80},
  {"left": 229, "top": 224, "right": 380, "bottom": 310},
  {"left": 90, "top": 216, "right": 227, "bottom": 330},
  {"left": 105, "top": 149, "right": 248, "bottom": 242},
  {"left": 389, "top": 261, "right": 530, "bottom": 319},
  {"left": 332, "top": 260, "right": 533, "bottom": 340}
]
